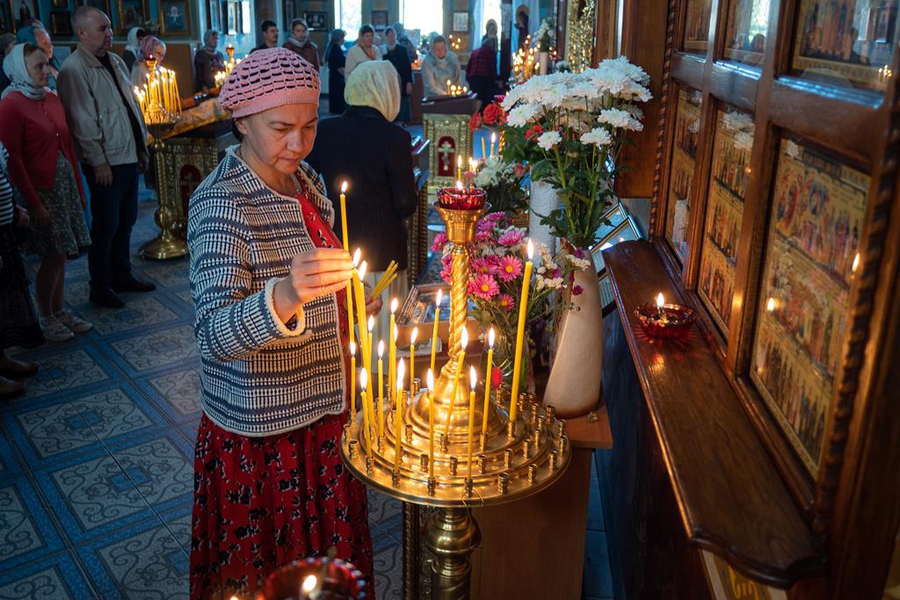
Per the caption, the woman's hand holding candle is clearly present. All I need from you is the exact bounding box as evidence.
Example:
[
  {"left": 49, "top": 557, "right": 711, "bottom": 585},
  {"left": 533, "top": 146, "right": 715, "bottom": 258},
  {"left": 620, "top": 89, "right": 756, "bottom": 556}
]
[{"left": 274, "top": 248, "right": 354, "bottom": 324}]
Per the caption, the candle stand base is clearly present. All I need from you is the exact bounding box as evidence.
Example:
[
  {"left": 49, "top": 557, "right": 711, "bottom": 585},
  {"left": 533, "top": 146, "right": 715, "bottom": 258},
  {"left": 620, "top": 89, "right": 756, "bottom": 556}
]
[{"left": 425, "top": 507, "right": 481, "bottom": 600}]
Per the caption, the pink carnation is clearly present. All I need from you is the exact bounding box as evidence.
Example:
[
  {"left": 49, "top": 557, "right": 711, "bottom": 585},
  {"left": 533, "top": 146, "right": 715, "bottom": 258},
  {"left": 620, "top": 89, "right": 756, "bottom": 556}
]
[
  {"left": 440, "top": 267, "right": 452, "bottom": 283},
  {"left": 498, "top": 229, "right": 526, "bottom": 247},
  {"left": 431, "top": 232, "right": 448, "bottom": 252},
  {"left": 497, "top": 294, "right": 516, "bottom": 312},
  {"left": 469, "top": 274, "right": 500, "bottom": 299},
  {"left": 498, "top": 256, "right": 523, "bottom": 282},
  {"left": 573, "top": 285, "right": 584, "bottom": 296}
]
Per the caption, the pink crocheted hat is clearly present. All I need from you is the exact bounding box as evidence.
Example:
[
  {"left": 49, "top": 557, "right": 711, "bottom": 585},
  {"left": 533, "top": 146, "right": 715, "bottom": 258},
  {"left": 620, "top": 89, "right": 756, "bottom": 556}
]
[{"left": 219, "top": 48, "right": 320, "bottom": 118}]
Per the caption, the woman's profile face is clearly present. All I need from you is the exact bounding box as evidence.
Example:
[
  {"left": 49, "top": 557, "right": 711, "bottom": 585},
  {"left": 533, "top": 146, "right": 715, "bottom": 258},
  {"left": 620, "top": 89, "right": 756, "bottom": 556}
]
[
  {"left": 237, "top": 103, "right": 319, "bottom": 175},
  {"left": 26, "top": 49, "right": 49, "bottom": 88},
  {"left": 386, "top": 29, "right": 396, "bottom": 45}
]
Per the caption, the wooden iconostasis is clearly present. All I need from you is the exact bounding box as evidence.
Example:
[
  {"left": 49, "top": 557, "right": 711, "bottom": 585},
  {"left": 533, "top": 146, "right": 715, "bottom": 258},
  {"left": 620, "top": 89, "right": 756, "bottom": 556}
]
[{"left": 629, "top": 0, "right": 900, "bottom": 593}]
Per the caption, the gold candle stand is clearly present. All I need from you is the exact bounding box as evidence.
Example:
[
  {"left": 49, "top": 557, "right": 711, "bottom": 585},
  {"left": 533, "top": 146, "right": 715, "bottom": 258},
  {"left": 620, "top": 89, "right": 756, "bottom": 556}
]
[
  {"left": 139, "top": 122, "right": 188, "bottom": 260},
  {"left": 341, "top": 200, "right": 573, "bottom": 599}
]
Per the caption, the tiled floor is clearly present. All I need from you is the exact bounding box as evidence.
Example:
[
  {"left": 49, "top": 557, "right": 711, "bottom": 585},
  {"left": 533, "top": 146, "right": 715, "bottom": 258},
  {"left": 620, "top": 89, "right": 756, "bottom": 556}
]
[{"left": 0, "top": 193, "right": 403, "bottom": 599}]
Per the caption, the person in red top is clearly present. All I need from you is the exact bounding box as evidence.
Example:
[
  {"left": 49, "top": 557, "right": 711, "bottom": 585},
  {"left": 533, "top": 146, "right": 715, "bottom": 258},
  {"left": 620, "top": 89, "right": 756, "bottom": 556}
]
[
  {"left": 0, "top": 43, "right": 93, "bottom": 342},
  {"left": 466, "top": 36, "right": 499, "bottom": 112}
]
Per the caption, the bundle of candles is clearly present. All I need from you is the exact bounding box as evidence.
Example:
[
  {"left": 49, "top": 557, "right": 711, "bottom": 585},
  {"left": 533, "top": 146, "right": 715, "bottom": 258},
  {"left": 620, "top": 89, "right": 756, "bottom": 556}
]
[
  {"left": 132, "top": 57, "right": 182, "bottom": 125},
  {"left": 214, "top": 70, "right": 227, "bottom": 89},
  {"left": 511, "top": 37, "right": 559, "bottom": 83},
  {"left": 448, "top": 34, "right": 463, "bottom": 52},
  {"left": 447, "top": 80, "right": 469, "bottom": 97}
]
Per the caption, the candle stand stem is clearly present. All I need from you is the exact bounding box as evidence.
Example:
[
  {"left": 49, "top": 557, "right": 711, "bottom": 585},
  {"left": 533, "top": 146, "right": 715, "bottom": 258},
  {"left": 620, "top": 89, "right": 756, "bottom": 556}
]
[{"left": 425, "top": 507, "right": 482, "bottom": 600}]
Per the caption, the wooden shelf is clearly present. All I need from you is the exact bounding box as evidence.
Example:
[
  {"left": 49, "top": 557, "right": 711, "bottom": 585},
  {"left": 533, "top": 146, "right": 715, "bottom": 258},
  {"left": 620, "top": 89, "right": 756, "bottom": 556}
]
[{"left": 603, "top": 239, "right": 826, "bottom": 588}]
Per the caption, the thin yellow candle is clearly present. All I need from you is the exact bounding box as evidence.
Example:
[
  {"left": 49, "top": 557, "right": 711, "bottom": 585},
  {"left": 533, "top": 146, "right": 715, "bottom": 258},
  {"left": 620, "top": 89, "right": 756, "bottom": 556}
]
[
  {"left": 490, "top": 132, "right": 497, "bottom": 157},
  {"left": 359, "top": 368, "right": 372, "bottom": 452},
  {"left": 444, "top": 327, "right": 468, "bottom": 436},
  {"left": 426, "top": 369, "right": 435, "bottom": 477},
  {"left": 377, "top": 340, "right": 385, "bottom": 438},
  {"left": 366, "top": 315, "right": 375, "bottom": 417},
  {"left": 389, "top": 299, "right": 397, "bottom": 402},
  {"left": 481, "top": 327, "right": 495, "bottom": 437},
  {"left": 394, "top": 358, "right": 406, "bottom": 472},
  {"left": 481, "top": 135, "right": 487, "bottom": 161},
  {"left": 467, "top": 366, "right": 477, "bottom": 478},
  {"left": 456, "top": 155, "right": 462, "bottom": 181},
  {"left": 429, "top": 289, "right": 443, "bottom": 374},
  {"left": 509, "top": 240, "right": 534, "bottom": 428},
  {"left": 349, "top": 341, "right": 357, "bottom": 423},
  {"left": 408, "top": 327, "right": 418, "bottom": 401},
  {"left": 343, "top": 189, "right": 355, "bottom": 348},
  {"left": 352, "top": 259, "right": 371, "bottom": 377}
]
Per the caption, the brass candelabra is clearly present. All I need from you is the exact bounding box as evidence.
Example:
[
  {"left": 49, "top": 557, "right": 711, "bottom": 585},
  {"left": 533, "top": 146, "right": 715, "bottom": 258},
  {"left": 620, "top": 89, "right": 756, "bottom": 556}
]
[{"left": 340, "top": 198, "right": 572, "bottom": 599}]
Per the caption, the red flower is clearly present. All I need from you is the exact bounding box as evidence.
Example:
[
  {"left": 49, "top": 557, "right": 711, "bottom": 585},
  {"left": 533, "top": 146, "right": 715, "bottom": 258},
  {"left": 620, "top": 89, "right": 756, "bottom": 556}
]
[
  {"left": 469, "top": 111, "right": 483, "bottom": 131},
  {"left": 483, "top": 103, "right": 504, "bottom": 126},
  {"left": 573, "top": 285, "right": 584, "bottom": 296},
  {"left": 525, "top": 124, "right": 545, "bottom": 141},
  {"left": 513, "top": 163, "right": 527, "bottom": 178},
  {"left": 492, "top": 365, "right": 503, "bottom": 388}
]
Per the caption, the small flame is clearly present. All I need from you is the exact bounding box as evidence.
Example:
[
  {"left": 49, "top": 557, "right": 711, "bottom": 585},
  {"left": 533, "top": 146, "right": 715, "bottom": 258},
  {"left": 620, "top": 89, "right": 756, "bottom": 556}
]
[
  {"left": 352, "top": 248, "right": 361, "bottom": 267},
  {"left": 527, "top": 239, "right": 534, "bottom": 260},
  {"left": 340, "top": 181, "right": 348, "bottom": 194},
  {"left": 488, "top": 327, "right": 495, "bottom": 348},
  {"left": 367, "top": 315, "right": 375, "bottom": 332},
  {"left": 656, "top": 293, "right": 665, "bottom": 309},
  {"left": 766, "top": 297, "right": 775, "bottom": 312},
  {"left": 436, "top": 289, "right": 443, "bottom": 306},
  {"left": 852, "top": 252, "right": 860, "bottom": 273},
  {"left": 378, "top": 339, "right": 384, "bottom": 358},
  {"left": 461, "top": 327, "right": 469, "bottom": 349},
  {"left": 397, "top": 358, "right": 406, "bottom": 391},
  {"left": 457, "top": 155, "right": 462, "bottom": 167},
  {"left": 410, "top": 327, "right": 419, "bottom": 345},
  {"left": 301, "top": 575, "right": 318, "bottom": 593},
  {"left": 469, "top": 365, "right": 477, "bottom": 389},
  {"left": 349, "top": 341, "right": 356, "bottom": 357},
  {"left": 358, "top": 261, "right": 367, "bottom": 280},
  {"left": 426, "top": 368, "right": 435, "bottom": 391},
  {"left": 491, "top": 132, "right": 497, "bottom": 144},
  {"left": 456, "top": 180, "right": 463, "bottom": 190},
  {"left": 391, "top": 297, "right": 399, "bottom": 314},
  {"left": 359, "top": 368, "right": 368, "bottom": 390}
]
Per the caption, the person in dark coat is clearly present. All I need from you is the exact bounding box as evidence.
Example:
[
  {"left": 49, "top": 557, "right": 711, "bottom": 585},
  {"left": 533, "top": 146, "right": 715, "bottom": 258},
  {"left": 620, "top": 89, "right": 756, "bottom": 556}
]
[
  {"left": 324, "top": 28, "right": 347, "bottom": 114},
  {"left": 381, "top": 26, "right": 412, "bottom": 123},
  {"left": 466, "top": 36, "right": 498, "bottom": 111},
  {"left": 305, "top": 61, "right": 418, "bottom": 276}
]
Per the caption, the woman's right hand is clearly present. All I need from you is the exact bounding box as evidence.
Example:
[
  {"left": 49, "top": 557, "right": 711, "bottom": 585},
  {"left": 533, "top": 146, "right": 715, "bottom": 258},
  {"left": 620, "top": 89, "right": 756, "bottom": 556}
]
[{"left": 274, "top": 248, "right": 354, "bottom": 321}]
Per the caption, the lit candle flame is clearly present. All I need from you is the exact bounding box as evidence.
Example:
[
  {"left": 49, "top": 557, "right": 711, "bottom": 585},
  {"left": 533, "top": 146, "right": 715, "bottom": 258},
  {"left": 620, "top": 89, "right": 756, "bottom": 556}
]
[
  {"left": 341, "top": 181, "right": 348, "bottom": 193},
  {"left": 301, "top": 575, "right": 318, "bottom": 593},
  {"left": 436, "top": 289, "right": 443, "bottom": 306},
  {"left": 852, "top": 253, "right": 860, "bottom": 273},
  {"left": 410, "top": 327, "right": 419, "bottom": 345},
  {"left": 656, "top": 293, "right": 665, "bottom": 309},
  {"left": 456, "top": 180, "right": 463, "bottom": 190},
  {"left": 350, "top": 341, "right": 356, "bottom": 357},
  {"left": 352, "top": 248, "right": 361, "bottom": 267},
  {"left": 391, "top": 297, "right": 399, "bottom": 314},
  {"left": 378, "top": 339, "right": 384, "bottom": 358},
  {"left": 358, "top": 261, "right": 367, "bottom": 280},
  {"left": 461, "top": 327, "right": 469, "bottom": 349},
  {"left": 360, "top": 368, "right": 368, "bottom": 390},
  {"left": 397, "top": 358, "right": 405, "bottom": 392},
  {"left": 457, "top": 155, "right": 462, "bottom": 168},
  {"left": 766, "top": 297, "right": 775, "bottom": 312},
  {"left": 469, "top": 365, "right": 477, "bottom": 389},
  {"left": 491, "top": 132, "right": 497, "bottom": 144},
  {"left": 367, "top": 315, "right": 375, "bottom": 332},
  {"left": 426, "top": 368, "right": 435, "bottom": 391},
  {"left": 527, "top": 239, "right": 534, "bottom": 260},
  {"left": 488, "top": 327, "right": 495, "bottom": 348}
]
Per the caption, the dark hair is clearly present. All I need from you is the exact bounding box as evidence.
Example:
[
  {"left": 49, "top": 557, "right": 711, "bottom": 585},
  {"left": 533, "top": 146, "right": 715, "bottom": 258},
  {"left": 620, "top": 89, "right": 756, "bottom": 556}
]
[
  {"left": 290, "top": 18, "right": 308, "bottom": 30},
  {"left": 359, "top": 24, "right": 374, "bottom": 37},
  {"left": 136, "top": 27, "right": 146, "bottom": 37},
  {"left": 432, "top": 35, "right": 447, "bottom": 46},
  {"left": 261, "top": 19, "right": 277, "bottom": 32},
  {"left": 22, "top": 42, "right": 42, "bottom": 58},
  {"left": 231, "top": 120, "right": 244, "bottom": 141}
]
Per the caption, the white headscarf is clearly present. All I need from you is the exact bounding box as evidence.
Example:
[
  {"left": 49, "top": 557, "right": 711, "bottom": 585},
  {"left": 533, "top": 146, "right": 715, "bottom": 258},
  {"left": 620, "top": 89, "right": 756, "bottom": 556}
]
[
  {"left": 2, "top": 44, "right": 45, "bottom": 100},
  {"left": 344, "top": 60, "right": 400, "bottom": 121},
  {"left": 126, "top": 27, "right": 143, "bottom": 58}
]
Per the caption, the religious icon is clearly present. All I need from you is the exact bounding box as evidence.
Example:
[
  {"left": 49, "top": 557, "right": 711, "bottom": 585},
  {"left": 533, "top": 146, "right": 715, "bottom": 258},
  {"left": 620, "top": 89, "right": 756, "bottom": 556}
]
[
  {"left": 751, "top": 138, "right": 869, "bottom": 474},
  {"left": 683, "top": 0, "right": 712, "bottom": 53},
  {"left": 15, "top": 0, "right": 38, "bottom": 28},
  {"left": 723, "top": 0, "right": 770, "bottom": 65},
  {"left": 159, "top": 0, "right": 189, "bottom": 34},
  {"left": 115, "top": 0, "right": 146, "bottom": 34},
  {"left": 665, "top": 88, "right": 702, "bottom": 261},
  {"left": 437, "top": 136, "right": 457, "bottom": 178}
]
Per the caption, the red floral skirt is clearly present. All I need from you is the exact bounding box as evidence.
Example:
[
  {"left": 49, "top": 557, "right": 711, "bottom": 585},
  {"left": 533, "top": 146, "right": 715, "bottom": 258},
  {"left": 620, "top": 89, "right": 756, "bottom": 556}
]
[{"left": 189, "top": 412, "right": 374, "bottom": 600}]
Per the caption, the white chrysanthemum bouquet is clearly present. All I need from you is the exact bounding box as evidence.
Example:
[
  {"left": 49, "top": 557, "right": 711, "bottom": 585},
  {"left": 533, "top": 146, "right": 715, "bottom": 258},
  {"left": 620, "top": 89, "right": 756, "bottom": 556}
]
[{"left": 496, "top": 56, "right": 652, "bottom": 248}]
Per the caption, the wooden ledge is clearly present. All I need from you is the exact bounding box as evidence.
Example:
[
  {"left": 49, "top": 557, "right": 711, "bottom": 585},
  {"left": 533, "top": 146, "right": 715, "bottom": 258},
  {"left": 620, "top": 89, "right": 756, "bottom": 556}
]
[{"left": 603, "top": 240, "right": 825, "bottom": 588}]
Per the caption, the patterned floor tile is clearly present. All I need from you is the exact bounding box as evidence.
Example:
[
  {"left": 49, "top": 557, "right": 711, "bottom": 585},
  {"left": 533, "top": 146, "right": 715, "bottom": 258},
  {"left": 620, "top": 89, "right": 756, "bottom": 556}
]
[
  {"left": 69, "top": 386, "right": 159, "bottom": 443},
  {"left": 110, "top": 325, "right": 199, "bottom": 373},
  {"left": 36, "top": 348, "right": 110, "bottom": 392},
  {"left": 77, "top": 297, "right": 181, "bottom": 336},
  {"left": 159, "top": 503, "right": 192, "bottom": 555},
  {"left": 9, "top": 397, "right": 101, "bottom": 461},
  {"left": 140, "top": 260, "right": 190, "bottom": 289},
  {"left": 113, "top": 436, "right": 192, "bottom": 509},
  {"left": 139, "top": 368, "right": 202, "bottom": 422},
  {"left": 368, "top": 489, "right": 402, "bottom": 530},
  {"left": 0, "top": 550, "right": 94, "bottom": 599},
  {"left": 172, "top": 289, "right": 193, "bottom": 307},
  {"left": 79, "top": 518, "right": 188, "bottom": 600},
  {"left": 0, "top": 478, "right": 63, "bottom": 568},
  {"left": 0, "top": 428, "right": 22, "bottom": 480},
  {"left": 373, "top": 543, "right": 402, "bottom": 599},
  {"left": 64, "top": 279, "right": 92, "bottom": 308}
]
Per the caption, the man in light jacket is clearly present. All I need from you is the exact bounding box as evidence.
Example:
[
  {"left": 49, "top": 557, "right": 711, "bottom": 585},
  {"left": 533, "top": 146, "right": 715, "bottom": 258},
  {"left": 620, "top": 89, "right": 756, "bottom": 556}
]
[{"left": 57, "top": 6, "right": 156, "bottom": 309}]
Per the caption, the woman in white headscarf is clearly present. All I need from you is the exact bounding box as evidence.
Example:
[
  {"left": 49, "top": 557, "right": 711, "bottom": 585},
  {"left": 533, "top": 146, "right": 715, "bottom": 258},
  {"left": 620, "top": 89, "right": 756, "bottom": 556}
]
[
  {"left": 305, "top": 61, "right": 418, "bottom": 331},
  {"left": 123, "top": 26, "right": 146, "bottom": 72},
  {"left": 0, "top": 43, "right": 92, "bottom": 342},
  {"left": 420, "top": 34, "right": 462, "bottom": 98}
]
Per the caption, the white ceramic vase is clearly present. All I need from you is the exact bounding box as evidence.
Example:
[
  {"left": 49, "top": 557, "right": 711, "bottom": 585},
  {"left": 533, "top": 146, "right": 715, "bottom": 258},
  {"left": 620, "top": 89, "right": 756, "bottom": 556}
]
[
  {"left": 544, "top": 264, "right": 604, "bottom": 418},
  {"left": 529, "top": 180, "right": 559, "bottom": 266}
]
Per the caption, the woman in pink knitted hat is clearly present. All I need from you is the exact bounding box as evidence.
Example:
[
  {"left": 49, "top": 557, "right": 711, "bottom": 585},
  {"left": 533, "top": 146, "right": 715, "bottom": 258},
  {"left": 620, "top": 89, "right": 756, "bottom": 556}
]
[{"left": 187, "top": 48, "right": 379, "bottom": 599}]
